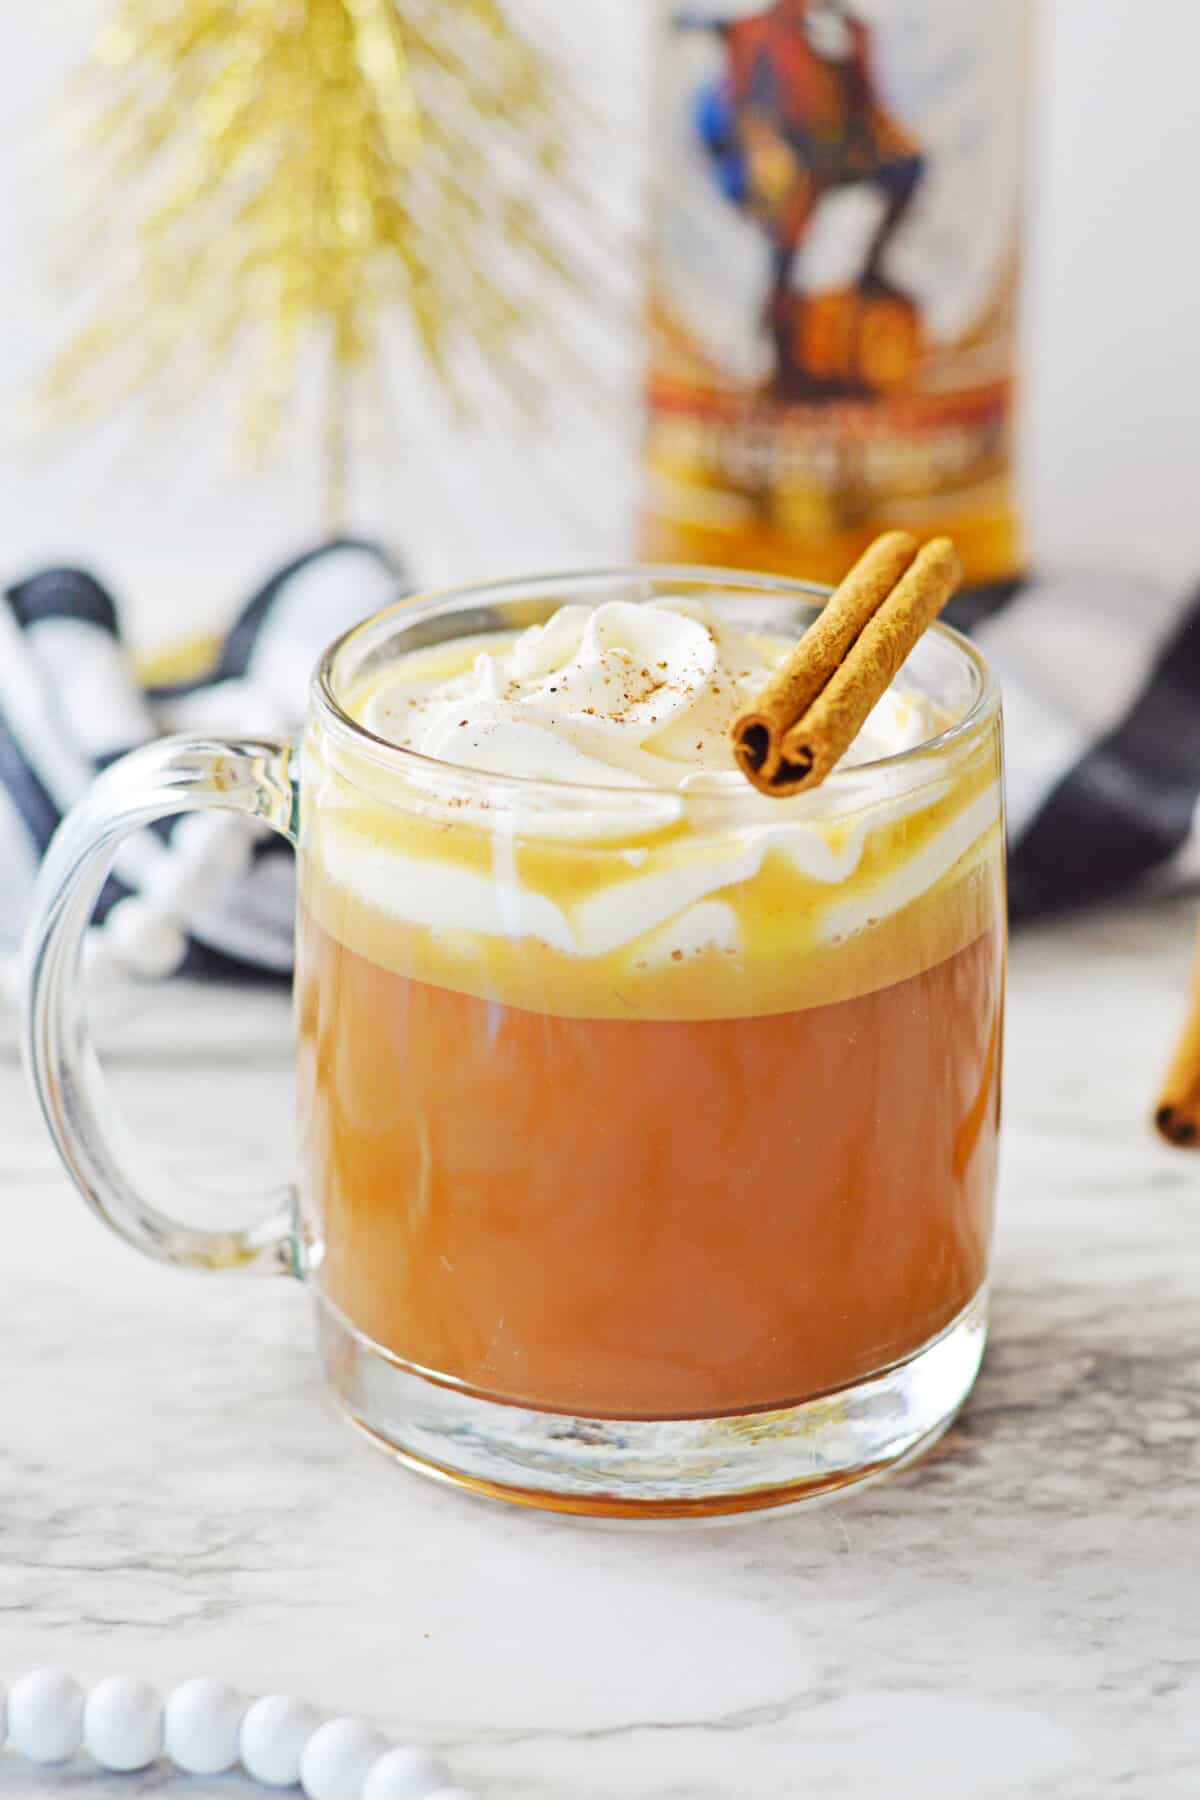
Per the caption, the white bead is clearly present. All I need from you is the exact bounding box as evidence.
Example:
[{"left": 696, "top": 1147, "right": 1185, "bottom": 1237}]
[
  {"left": 241, "top": 1694, "right": 324, "bottom": 1787},
  {"left": 169, "top": 813, "right": 210, "bottom": 860},
  {"left": 300, "top": 1718, "right": 391, "bottom": 1800},
  {"left": 81, "top": 928, "right": 122, "bottom": 986},
  {"left": 363, "top": 1746, "right": 454, "bottom": 1800},
  {"left": 102, "top": 896, "right": 187, "bottom": 979},
  {"left": 172, "top": 812, "right": 252, "bottom": 879},
  {"left": 84, "top": 1675, "right": 163, "bottom": 1771},
  {"left": 8, "top": 1669, "right": 85, "bottom": 1763},
  {"left": 164, "top": 1677, "right": 245, "bottom": 1775}
]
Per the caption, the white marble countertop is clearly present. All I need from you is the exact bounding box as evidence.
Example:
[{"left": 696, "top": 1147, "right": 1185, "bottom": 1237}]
[{"left": 1, "top": 896, "right": 1198, "bottom": 1799}]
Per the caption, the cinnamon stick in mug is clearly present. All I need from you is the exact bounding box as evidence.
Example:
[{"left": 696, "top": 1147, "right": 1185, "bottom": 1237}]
[{"left": 732, "top": 534, "right": 963, "bottom": 798}]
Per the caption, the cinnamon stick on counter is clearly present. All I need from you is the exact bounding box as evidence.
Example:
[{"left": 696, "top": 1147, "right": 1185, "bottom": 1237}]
[
  {"left": 1154, "top": 922, "right": 1200, "bottom": 1146},
  {"left": 731, "top": 533, "right": 963, "bottom": 798}
]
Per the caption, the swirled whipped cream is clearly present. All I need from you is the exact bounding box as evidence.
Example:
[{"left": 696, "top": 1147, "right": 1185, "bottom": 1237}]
[
  {"left": 357, "top": 599, "right": 934, "bottom": 789},
  {"left": 311, "top": 597, "right": 1002, "bottom": 1010}
]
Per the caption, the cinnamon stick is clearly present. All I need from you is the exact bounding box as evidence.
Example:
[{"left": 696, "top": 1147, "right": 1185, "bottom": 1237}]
[
  {"left": 731, "top": 534, "right": 963, "bottom": 797},
  {"left": 1154, "top": 922, "right": 1200, "bottom": 1146},
  {"left": 731, "top": 531, "right": 917, "bottom": 792}
]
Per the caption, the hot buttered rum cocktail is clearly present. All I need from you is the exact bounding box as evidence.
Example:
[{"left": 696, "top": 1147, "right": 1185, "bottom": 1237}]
[{"left": 297, "top": 579, "right": 1004, "bottom": 1459}]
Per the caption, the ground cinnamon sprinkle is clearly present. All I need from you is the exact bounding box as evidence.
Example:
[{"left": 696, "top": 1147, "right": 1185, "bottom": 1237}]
[{"left": 730, "top": 531, "right": 962, "bottom": 798}]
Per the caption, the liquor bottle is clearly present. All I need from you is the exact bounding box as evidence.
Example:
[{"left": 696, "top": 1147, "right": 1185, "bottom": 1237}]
[{"left": 642, "top": 0, "right": 1029, "bottom": 590}]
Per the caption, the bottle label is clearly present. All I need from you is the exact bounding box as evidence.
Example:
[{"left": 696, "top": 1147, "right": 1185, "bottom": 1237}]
[{"left": 645, "top": 0, "right": 1027, "bottom": 584}]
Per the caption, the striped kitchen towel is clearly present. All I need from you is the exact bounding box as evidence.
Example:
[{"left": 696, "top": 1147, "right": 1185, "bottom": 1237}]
[
  {"left": 0, "top": 539, "right": 403, "bottom": 997},
  {"left": 960, "top": 567, "right": 1200, "bottom": 919},
  {"left": 1, "top": 554, "right": 1196, "bottom": 997}
]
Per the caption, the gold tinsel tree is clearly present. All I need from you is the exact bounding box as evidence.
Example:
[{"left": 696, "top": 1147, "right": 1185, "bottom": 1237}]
[{"left": 48, "top": 0, "right": 617, "bottom": 518}]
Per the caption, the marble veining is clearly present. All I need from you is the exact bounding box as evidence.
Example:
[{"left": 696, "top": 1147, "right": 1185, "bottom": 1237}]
[{"left": 0, "top": 897, "right": 1197, "bottom": 1797}]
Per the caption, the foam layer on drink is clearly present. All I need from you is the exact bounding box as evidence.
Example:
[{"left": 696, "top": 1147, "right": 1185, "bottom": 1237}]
[
  {"left": 356, "top": 597, "right": 931, "bottom": 787},
  {"left": 302, "top": 598, "right": 1003, "bottom": 1018}
]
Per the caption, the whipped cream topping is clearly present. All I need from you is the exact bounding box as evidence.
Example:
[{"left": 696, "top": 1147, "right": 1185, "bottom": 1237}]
[
  {"left": 311, "top": 597, "right": 1001, "bottom": 981},
  {"left": 357, "top": 599, "right": 935, "bottom": 790}
]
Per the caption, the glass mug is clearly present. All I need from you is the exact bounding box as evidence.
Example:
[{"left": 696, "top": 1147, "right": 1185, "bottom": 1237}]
[{"left": 24, "top": 568, "right": 1005, "bottom": 1517}]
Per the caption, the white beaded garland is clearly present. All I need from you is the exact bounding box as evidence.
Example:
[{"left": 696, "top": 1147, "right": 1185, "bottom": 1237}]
[
  {"left": 101, "top": 895, "right": 187, "bottom": 979},
  {"left": 362, "top": 1745, "right": 454, "bottom": 1800},
  {"left": 164, "top": 1677, "right": 246, "bottom": 1775},
  {"left": 170, "top": 812, "right": 254, "bottom": 880},
  {"left": 241, "top": 1693, "right": 325, "bottom": 1787},
  {"left": 300, "top": 1717, "right": 392, "bottom": 1800},
  {"left": 1, "top": 1671, "right": 471, "bottom": 1799},
  {"left": 84, "top": 1675, "right": 164, "bottom": 1772},
  {"left": 8, "top": 1669, "right": 85, "bottom": 1763}
]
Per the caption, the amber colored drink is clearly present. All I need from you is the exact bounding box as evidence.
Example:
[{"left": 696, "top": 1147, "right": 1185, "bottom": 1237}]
[
  {"left": 298, "top": 910, "right": 1001, "bottom": 1420},
  {"left": 291, "top": 572, "right": 1004, "bottom": 1509}
]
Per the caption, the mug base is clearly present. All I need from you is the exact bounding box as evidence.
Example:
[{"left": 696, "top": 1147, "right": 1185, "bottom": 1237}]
[{"left": 316, "top": 1288, "right": 987, "bottom": 1518}]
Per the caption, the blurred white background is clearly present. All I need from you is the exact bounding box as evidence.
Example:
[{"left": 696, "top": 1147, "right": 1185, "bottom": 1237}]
[{"left": 0, "top": 0, "right": 1197, "bottom": 647}]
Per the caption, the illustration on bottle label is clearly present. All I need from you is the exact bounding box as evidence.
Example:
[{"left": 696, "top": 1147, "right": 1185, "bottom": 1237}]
[{"left": 644, "top": 0, "right": 1027, "bottom": 586}]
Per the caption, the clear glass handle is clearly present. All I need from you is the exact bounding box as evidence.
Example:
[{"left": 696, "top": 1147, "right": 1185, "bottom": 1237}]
[{"left": 23, "top": 735, "right": 299, "bottom": 1276}]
